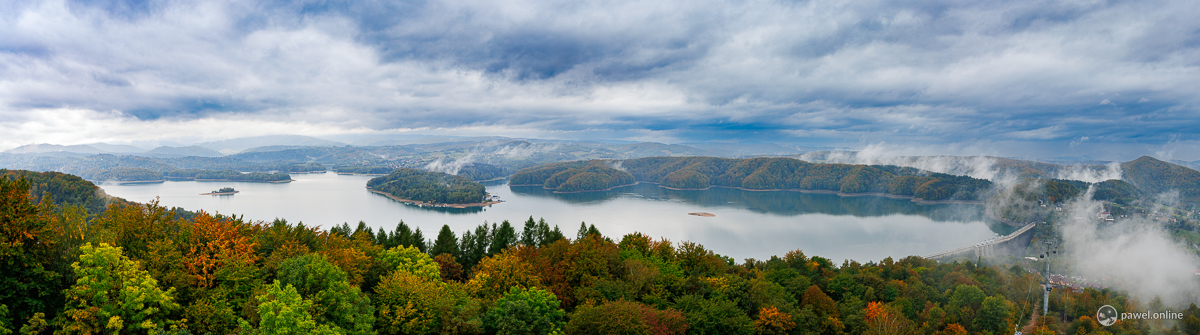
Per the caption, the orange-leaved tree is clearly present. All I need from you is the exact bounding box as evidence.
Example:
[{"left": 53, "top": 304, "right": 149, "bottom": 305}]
[
  {"left": 184, "top": 211, "right": 260, "bottom": 290},
  {"left": 754, "top": 306, "right": 796, "bottom": 335},
  {"left": 864, "top": 301, "right": 916, "bottom": 335}
]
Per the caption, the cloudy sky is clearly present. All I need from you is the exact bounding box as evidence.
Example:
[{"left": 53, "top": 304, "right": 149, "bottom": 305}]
[{"left": 2, "top": 0, "right": 1199, "bottom": 160}]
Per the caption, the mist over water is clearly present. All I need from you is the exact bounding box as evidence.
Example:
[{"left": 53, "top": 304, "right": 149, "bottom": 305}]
[
  {"left": 97, "top": 173, "right": 1004, "bottom": 262},
  {"left": 1059, "top": 188, "right": 1200, "bottom": 306},
  {"left": 425, "top": 154, "right": 475, "bottom": 175},
  {"left": 801, "top": 145, "right": 1124, "bottom": 183}
]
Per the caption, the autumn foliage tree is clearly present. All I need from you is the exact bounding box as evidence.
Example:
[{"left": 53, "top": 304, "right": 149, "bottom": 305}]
[
  {"left": 59, "top": 243, "right": 180, "bottom": 334},
  {"left": 0, "top": 177, "right": 60, "bottom": 326},
  {"left": 566, "top": 300, "right": 688, "bottom": 335},
  {"left": 864, "top": 301, "right": 915, "bottom": 335}
]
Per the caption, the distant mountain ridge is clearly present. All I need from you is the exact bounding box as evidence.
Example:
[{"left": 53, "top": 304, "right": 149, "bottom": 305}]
[
  {"left": 513, "top": 155, "right": 1199, "bottom": 205},
  {"left": 5, "top": 143, "right": 106, "bottom": 155},
  {"left": 145, "top": 146, "right": 224, "bottom": 157},
  {"left": 195, "top": 135, "right": 348, "bottom": 154},
  {"left": 8, "top": 136, "right": 1200, "bottom": 203},
  {"left": 1121, "top": 156, "right": 1200, "bottom": 202}
]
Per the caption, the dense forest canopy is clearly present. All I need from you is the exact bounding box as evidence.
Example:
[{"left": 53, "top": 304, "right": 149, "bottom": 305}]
[
  {"left": 510, "top": 160, "right": 636, "bottom": 192},
  {"left": 455, "top": 163, "right": 507, "bottom": 182},
  {"left": 0, "top": 169, "right": 125, "bottom": 215},
  {"left": 335, "top": 166, "right": 396, "bottom": 175},
  {"left": 512, "top": 157, "right": 993, "bottom": 201},
  {"left": 164, "top": 169, "right": 292, "bottom": 182},
  {"left": 513, "top": 157, "right": 1176, "bottom": 206},
  {"left": 1122, "top": 156, "right": 1200, "bottom": 203},
  {"left": 0, "top": 171, "right": 1194, "bottom": 335},
  {"left": 91, "top": 167, "right": 164, "bottom": 182},
  {"left": 367, "top": 168, "right": 487, "bottom": 204}
]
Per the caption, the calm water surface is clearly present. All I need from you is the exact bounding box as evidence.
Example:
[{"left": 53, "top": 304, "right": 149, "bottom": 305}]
[{"left": 98, "top": 172, "right": 1008, "bottom": 262}]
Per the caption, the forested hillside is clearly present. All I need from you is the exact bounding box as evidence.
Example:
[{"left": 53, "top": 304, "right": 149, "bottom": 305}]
[
  {"left": 367, "top": 168, "right": 487, "bottom": 204},
  {"left": 0, "top": 169, "right": 125, "bottom": 215},
  {"left": 455, "top": 163, "right": 507, "bottom": 181},
  {"left": 510, "top": 161, "right": 636, "bottom": 192},
  {"left": 163, "top": 169, "right": 293, "bottom": 182},
  {"left": 513, "top": 157, "right": 993, "bottom": 201},
  {"left": 91, "top": 167, "right": 164, "bottom": 182},
  {"left": 0, "top": 175, "right": 1190, "bottom": 335},
  {"left": 0, "top": 154, "right": 321, "bottom": 182},
  {"left": 1121, "top": 156, "right": 1200, "bottom": 203},
  {"left": 335, "top": 166, "right": 396, "bottom": 175}
]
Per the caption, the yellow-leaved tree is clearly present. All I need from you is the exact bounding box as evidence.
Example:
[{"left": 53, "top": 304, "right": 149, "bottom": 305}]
[{"left": 59, "top": 243, "right": 181, "bottom": 334}]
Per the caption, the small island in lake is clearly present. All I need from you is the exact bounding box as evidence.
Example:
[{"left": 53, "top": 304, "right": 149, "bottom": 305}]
[
  {"left": 201, "top": 187, "right": 239, "bottom": 196},
  {"left": 366, "top": 168, "right": 500, "bottom": 208},
  {"left": 688, "top": 212, "right": 716, "bottom": 217}
]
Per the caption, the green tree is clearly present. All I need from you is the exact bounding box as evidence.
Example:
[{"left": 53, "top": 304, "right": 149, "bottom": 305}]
[
  {"left": 380, "top": 245, "right": 441, "bottom": 281},
  {"left": 974, "top": 295, "right": 1011, "bottom": 334},
  {"left": 520, "top": 217, "right": 538, "bottom": 247},
  {"left": 386, "top": 221, "right": 427, "bottom": 252},
  {"left": 0, "top": 305, "right": 12, "bottom": 335},
  {"left": 537, "top": 219, "right": 564, "bottom": 247},
  {"left": 947, "top": 285, "right": 985, "bottom": 326},
  {"left": 674, "top": 294, "right": 753, "bottom": 335},
  {"left": 489, "top": 220, "right": 517, "bottom": 255},
  {"left": 276, "top": 254, "right": 374, "bottom": 335},
  {"left": 483, "top": 287, "right": 566, "bottom": 335},
  {"left": 59, "top": 243, "right": 180, "bottom": 334},
  {"left": 431, "top": 225, "right": 459, "bottom": 258},
  {"left": 243, "top": 280, "right": 342, "bottom": 335}
]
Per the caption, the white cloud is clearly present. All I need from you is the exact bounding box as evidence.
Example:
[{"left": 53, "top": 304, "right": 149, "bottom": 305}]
[{"left": 0, "top": 0, "right": 1198, "bottom": 158}]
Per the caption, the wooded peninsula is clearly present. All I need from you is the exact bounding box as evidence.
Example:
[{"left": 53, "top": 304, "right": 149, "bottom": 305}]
[
  {"left": 367, "top": 168, "right": 488, "bottom": 205},
  {"left": 512, "top": 157, "right": 992, "bottom": 201}
]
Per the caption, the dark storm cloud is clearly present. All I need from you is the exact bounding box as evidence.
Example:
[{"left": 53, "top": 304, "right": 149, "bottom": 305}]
[{"left": 2, "top": 0, "right": 1199, "bottom": 159}]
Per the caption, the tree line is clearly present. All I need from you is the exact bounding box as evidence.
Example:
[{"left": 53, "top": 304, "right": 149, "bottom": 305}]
[
  {"left": 335, "top": 166, "right": 396, "bottom": 175},
  {"left": 455, "top": 163, "right": 507, "bottom": 182},
  {"left": 511, "top": 157, "right": 993, "bottom": 201},
  {"left": 164, "top": 169, "right": 292, "bottom": 182},
  {"left": 367, "top": 168, "right": 486, "bottom": 204},
  {"left": 1121, "top": 156, "right": 1200, "bottom": 204},
  {"left": 3, "top": 172, "right": 1197, "bottom": 335},
  {"left": 511, "top": 157, "right": 1164, "bottom": 205},
  {"left": 509, "top": 161, "right": 636, "bottom": 192},
  {"left": 91, "top": 167, "right": 164, "bottom": 182}
]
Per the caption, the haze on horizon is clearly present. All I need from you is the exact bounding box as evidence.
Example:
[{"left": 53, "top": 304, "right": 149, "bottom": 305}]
[{"left": 3, "top": 0, "right": 1200, "bottom": 161}]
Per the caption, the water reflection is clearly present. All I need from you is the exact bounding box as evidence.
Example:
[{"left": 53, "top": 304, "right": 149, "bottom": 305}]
[
  {"left": 98, "top": 174, "right": 1011, "bottom": 261},
  {"left": 509, "top": 183, "right": 1014, "bottom": 234}
]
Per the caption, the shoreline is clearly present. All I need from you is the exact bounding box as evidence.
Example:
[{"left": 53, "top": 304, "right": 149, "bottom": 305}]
[
  {"left": 983, "top": 210, "right": 1031, "bottom": 227},
  {"left": 97, "top": 179, "right": 165, "bottom": 185},
  {"left": 336, "top": 172, "right": 388, "bottom": 176},
  {"left": 199, "top": 191, "right": 240, "bottom": 195},
  {"left": 554, "top": 181, "right": 984, "bottom": 205},
  {"left": 191, "top": 178, "right": 294, "bottom": 183},
  {"left": 551, "top": 182, "right": 640, "bottom": 193},
  {"left": 367, "top": 188, "right": 501, "bottom": 208}
]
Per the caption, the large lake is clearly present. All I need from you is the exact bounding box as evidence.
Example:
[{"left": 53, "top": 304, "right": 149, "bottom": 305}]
[{"left": 98, "top": 172, "right": 1010, "bottom": 262}]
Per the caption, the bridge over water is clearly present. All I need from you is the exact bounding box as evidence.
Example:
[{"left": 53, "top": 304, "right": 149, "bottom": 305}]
[{"left": 924, "top": 223, "right": 1037, "bottom": 261}]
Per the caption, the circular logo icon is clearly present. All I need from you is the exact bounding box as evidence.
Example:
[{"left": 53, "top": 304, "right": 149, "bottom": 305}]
[{"left": 1097, "top": 305, "right": 1118, "bottom": 326}]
